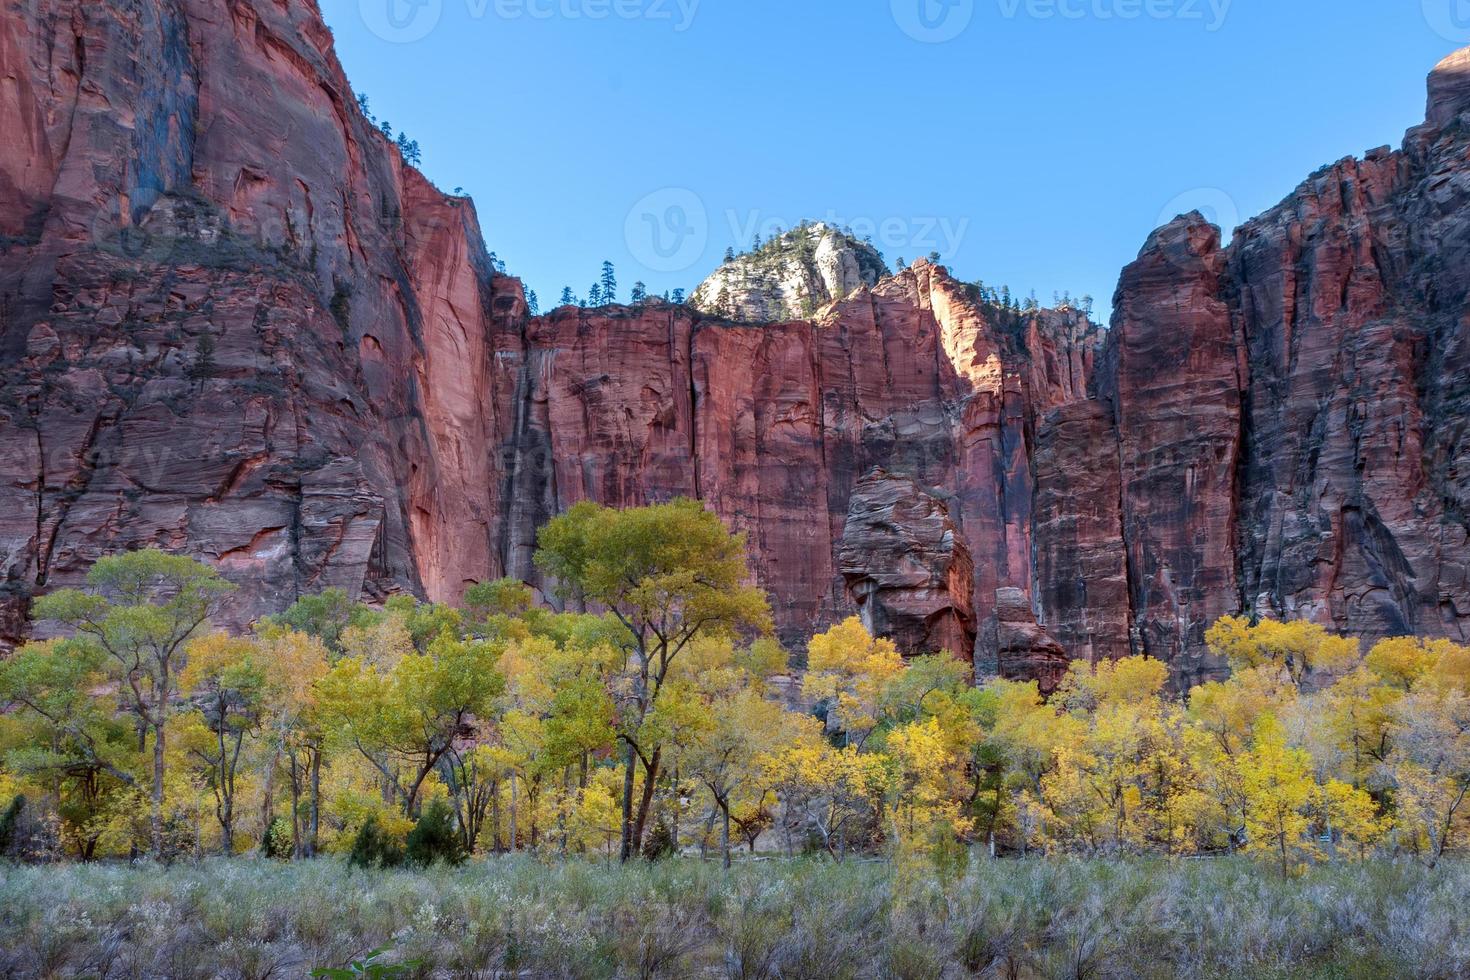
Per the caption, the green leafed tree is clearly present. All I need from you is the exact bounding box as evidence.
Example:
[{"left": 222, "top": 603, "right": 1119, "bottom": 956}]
[
  {"left": 534, "top": 498, "right": 771, "bottom": 860},
  {"left": 318, "top": 631, "right": 505, "bottom": 817},
  {"left": 33, "top": 550, "right": 232, "bottom": 858},
  {"left": 0, "top": 639, "right": 140, "bottom": 859}
]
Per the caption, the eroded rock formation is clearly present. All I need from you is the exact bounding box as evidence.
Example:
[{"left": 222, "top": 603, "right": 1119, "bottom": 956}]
[
  {"left": 838, "top": 470, "right": 977, "bottom": 658},
  {"left": 983, "top": 587, "right": 1071, "bottom": 695},
  {"left": 2, "top": 0, "right": 1468, "bottom": 686}
]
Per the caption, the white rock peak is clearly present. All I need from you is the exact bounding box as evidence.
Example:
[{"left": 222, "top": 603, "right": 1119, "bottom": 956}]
[{"left": 691, "top": 222, "right": 890, "bottom": 322}]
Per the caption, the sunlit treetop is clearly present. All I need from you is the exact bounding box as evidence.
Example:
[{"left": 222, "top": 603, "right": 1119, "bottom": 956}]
[{"left": 1206, "top": 616, "right": 1360, "bottom": 688}]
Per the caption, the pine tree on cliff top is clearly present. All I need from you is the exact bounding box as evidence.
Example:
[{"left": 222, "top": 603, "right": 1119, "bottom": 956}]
[{"left": 600, "top": 261, "right": 617, "bottom": 304}]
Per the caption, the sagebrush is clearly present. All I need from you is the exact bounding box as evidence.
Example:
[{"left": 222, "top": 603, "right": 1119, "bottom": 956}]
[{"left": 0, "top": 856, "right": 1465, "bottom": 979}]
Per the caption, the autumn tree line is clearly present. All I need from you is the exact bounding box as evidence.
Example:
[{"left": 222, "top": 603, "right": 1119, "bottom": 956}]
[{"left": 2, "top": 500, "right": 1469, "bottom": 876}]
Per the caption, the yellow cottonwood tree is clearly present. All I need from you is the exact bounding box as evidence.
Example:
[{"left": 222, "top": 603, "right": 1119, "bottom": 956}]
[
  {"left": 1240, "top": 716, "right": 1319, "bottom": 876},
  {"left": 882, "top": 716, "right": 972, "bottom": 852},
  {"left": 1206, "top": 616, "right": 1360, "bottom": 689},
  {"left": 762, "top": 733, "right": 884, "bottom": 860},
  {"left": 1387, "top": 681, "right": 1470, "bottom": 866},
  {"left": 179, "top": 633, "right": 269, "bottom": 854},
  {"left": 686, "top": 687, "right": 805, "bottom": 867},
  {"left": 803, "top": 617, "right": 906, "bottom": 747},
  {"left": 256, "top": 627, "right": 333, "bottom": 856}
]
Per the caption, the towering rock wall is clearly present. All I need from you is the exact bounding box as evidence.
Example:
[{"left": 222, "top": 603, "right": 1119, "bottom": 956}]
[
  {"left": 2, "top": 0, "right": 1468, "bottom": 685},
  {"left": 1060, "top": 49, "right": 1470, "bottom": 681},
  {"left": 0, "top": 0, "right": 521, "bottom": 640},
  {"left": 488, "top": 276, "right": 1094, "bottom": 669}
]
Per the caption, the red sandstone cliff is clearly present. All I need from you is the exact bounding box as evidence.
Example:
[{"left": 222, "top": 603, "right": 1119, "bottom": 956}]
[
  {"left": 0, "top": 0, "right": 519, "bottom": 637},
  {"left": 2, "top": 0, "right": 1467, "bottom": 684},
  {"left": 1071, "top": 49, "right": 1470, "bottom": 683}
]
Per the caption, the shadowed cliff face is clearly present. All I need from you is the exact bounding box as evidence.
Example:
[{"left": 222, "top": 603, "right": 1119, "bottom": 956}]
[
  {"left": 1070, "top": 50, "right": 1470, "bottom": 685},
  {"left": 1, "top": 0, "right": 1468, "bottom": 685}
]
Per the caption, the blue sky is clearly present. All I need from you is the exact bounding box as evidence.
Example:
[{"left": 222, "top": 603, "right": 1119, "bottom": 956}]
[{"left": 323, "top": 0, "right": 1464, "bottom": 315}]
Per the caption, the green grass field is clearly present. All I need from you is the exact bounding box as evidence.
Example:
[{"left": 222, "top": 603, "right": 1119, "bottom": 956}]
[{"left": 0, "top": 856, "right": 1464, "bottom": 978}]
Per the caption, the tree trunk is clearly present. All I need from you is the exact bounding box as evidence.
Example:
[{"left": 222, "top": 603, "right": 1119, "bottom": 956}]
[
  {"left": 405, "top": 758, "right": 439, "bottom": 818},
  {"left": 620, "top": 741, "right": 638, "bottom": 862},
  {"left": 260, "top": 742, "right": 282, "bottom": 844},
  {"left": 720, "top": 799, "right": 732, "bottom": 871},
  {"left": 308, "top": 747, "right": 322, "bottom": 858},
  {"left": 150, "top": 720, "right": 166, "bottom": 859},
  {"left": 559, "top": 767, "right": 572, "bottom": 855},
  {"left": 217, "top": 722, "right": 234, "bottom": 856},
  {"left": 631, "top": 748, "right": 661, "bottom": 858},
  {"left": 290, "top": 760, "right": 303, "bottom": 860},
  {"left": 221, "top": 801, "right": 234, "bottom": 856},
  {"left": 700, "top": 807, "right": 718, "bottom": 860},
  {"left": 491, "top": 779, "right": 503, "bottom": 853},
  {"left": 670, "top": 768, "right": 681, "bottom": 854},
  {"left": 510, "top": 772, "right": 519, "bottom": 852}
]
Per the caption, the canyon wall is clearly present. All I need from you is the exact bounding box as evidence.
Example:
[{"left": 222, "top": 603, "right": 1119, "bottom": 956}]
[{"left": 1, "top": 0, "right": 1467, "bottom": 684}]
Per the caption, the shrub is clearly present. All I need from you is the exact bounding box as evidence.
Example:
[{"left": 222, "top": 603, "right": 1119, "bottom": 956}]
[
  {"left": 0, "top": 857, "right": 1467, "bottom": 977},
  {"left": 348, "top": 816, "right": 403, "bottom": 870},
  {"left": 262, "top": 818, "right": 293, "bottom": 860},
  {"left": 404, "top": 799, "right": 465, "bottom": 867},
  {"left": 0, "top": 795, "right": 24, "bottom": 856},
  {"left": 644, "top": 816, "right": 677, "bottom": 862},
  {"left": 312, "top": 946, "right": 417, "bottom": 979}
]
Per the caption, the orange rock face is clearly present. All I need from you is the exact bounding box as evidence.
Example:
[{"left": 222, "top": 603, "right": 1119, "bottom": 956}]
[{"left": 2, "top": 0, "right": 1468, "bottom": 684}]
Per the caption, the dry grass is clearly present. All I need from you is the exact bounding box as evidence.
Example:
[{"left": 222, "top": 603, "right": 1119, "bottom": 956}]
[{"left": 0, "top": 855, "right": 1465, "bottom": 978}]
